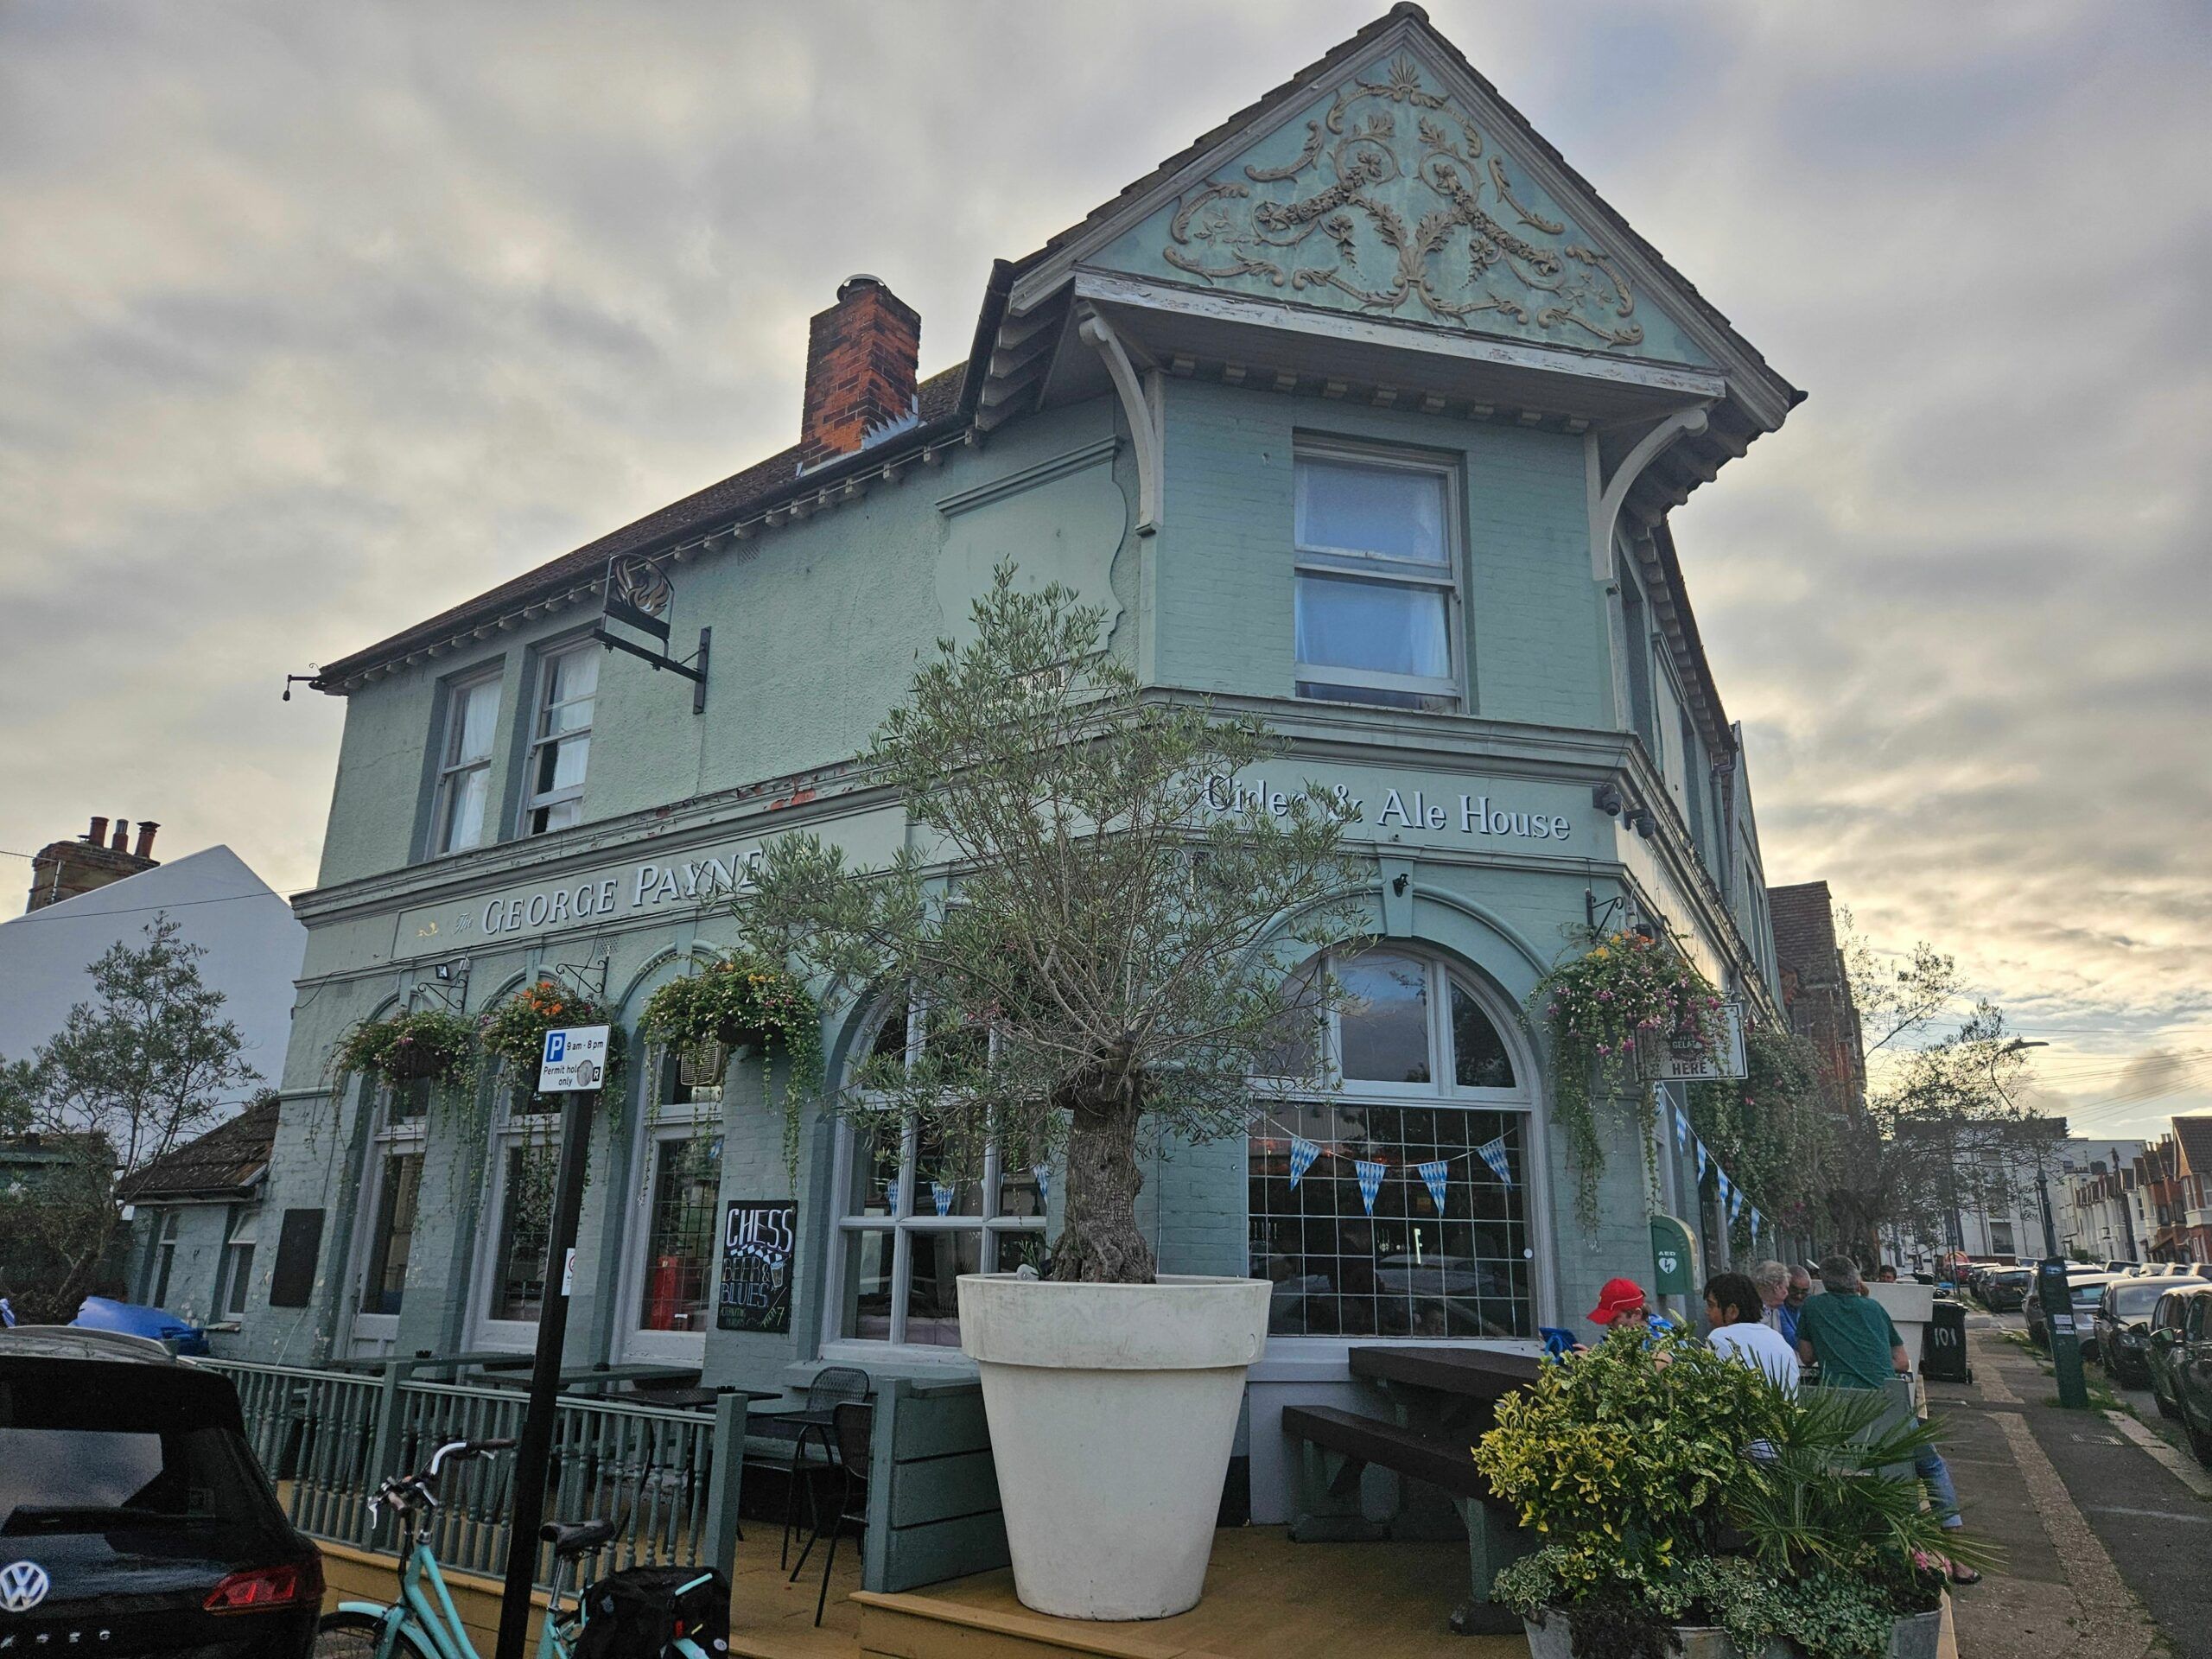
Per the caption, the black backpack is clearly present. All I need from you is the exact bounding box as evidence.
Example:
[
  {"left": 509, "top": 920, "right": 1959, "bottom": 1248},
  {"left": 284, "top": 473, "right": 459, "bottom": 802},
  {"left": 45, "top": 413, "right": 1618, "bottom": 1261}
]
[{"left": 574, "top": 1565, "right": 730, "bottom": 1659}]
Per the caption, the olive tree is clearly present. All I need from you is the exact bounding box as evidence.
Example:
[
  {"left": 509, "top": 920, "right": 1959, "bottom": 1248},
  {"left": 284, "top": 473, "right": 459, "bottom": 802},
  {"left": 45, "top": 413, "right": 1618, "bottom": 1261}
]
[{"left": 737, "top": 565, "right": 1368, "bottom": 1284}]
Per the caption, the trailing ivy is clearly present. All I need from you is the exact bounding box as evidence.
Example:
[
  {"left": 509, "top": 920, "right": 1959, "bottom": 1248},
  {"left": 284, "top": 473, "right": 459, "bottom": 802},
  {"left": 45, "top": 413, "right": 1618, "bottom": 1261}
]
[
  {"left": 1688, "top": 1020, "right": 1830, "bottom": 1253},
  {"left": 1529, "top": 931, "right": 1726, "bottom": 1220},
  {"left": 639, "top": 953, "right": 822, "bottom": 1185}
]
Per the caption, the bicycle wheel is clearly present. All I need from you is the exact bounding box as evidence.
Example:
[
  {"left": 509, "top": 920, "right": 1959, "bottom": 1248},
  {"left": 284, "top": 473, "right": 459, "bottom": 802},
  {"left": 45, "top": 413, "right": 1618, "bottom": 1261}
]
[{"left": 315, "top": 1611, "right": 437, "bottom": 1659}]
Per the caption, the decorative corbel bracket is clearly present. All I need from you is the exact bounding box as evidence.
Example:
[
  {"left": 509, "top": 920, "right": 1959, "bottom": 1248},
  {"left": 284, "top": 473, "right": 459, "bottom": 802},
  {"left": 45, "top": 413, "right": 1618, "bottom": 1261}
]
[
  {"left": 1586, "top": 404, "right": 1710, "bottom": 581},
  {"left": 1077, "top": 307, "right": 1162, "bottom": 537}
]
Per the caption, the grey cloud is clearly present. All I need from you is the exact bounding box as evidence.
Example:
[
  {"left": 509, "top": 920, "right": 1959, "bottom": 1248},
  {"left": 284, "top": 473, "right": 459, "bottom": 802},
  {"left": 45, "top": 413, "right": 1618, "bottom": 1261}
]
[{"left": 2, "top": 0, "right": 2207, "bottom": 1139}]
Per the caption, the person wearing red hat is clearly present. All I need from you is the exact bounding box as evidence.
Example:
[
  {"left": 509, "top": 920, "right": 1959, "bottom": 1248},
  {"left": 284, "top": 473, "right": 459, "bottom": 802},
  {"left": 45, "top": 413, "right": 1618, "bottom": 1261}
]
[{"left": 1587, "top": 1277, "right": 1651, "bottom": 1335}]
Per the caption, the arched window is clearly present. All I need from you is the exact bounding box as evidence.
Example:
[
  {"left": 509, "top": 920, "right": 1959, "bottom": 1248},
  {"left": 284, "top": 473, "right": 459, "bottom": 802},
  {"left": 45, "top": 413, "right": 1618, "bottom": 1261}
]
[
  {"left": 1249, "top": 948, "right": 1535, "bottom": 1341},
  {"left": 823, "top": 995, "right": 1048, "bottom": 1351}
]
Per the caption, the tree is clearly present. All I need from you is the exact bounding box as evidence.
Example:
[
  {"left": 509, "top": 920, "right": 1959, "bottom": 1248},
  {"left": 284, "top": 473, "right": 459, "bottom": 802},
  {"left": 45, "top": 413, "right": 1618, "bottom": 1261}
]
[
  {"left": 0, "top": 914, "right": 261, "bottom": 1318},
  {"left": 737, "top": 566, "right": 1367, "bottom": 1284},
  {"left": 1820, "top": 918, "right": 2055, "bottom": 1262}
]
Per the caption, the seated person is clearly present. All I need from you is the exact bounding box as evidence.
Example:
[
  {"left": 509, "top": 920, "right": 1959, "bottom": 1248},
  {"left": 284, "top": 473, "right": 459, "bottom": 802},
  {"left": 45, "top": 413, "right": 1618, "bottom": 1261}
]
[{"left": 1703, "top": 1270, "right": 1800, "bottom": 1389}]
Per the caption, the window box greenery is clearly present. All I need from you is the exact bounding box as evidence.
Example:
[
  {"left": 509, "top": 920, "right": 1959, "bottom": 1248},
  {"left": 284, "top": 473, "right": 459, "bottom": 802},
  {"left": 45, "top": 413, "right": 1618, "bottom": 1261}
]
[{"left": 1475, "top": 1331, "right": 1981, "bottom": 1659}]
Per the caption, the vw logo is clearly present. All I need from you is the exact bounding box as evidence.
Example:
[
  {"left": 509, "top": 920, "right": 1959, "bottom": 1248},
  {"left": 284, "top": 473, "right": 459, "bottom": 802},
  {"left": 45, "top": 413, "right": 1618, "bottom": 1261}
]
[{"left": 0, "top": 1561, "right": 49, "bottom": 1613}]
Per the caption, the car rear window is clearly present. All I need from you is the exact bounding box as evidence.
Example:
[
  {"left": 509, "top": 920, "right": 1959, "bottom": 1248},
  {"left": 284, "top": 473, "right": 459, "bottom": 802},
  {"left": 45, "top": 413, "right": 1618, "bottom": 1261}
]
[
  {"left": 2108, "top": 1283, "right": 2165, "bottom": 1318},
  {"left": 0, "top": 1362, "right": 267, "bottom": 1535}
]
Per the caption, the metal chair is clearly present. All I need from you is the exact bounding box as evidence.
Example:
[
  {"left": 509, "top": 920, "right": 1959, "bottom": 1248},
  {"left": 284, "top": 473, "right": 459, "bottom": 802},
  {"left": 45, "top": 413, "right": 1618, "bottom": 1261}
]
[
  {"left": 776, "top": 1365, "right": 871, "bottom": 1570},
  {"left": 797, "top": 1400, "right": 874, "bottom": 1625}
]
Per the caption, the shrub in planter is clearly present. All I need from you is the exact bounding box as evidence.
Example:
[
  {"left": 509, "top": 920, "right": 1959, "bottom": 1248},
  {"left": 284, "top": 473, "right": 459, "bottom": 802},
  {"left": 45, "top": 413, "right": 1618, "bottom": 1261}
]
[
  {"left": 734, "top": 566, "right": 1368, "bottom": 1618},
  {"left": 1477, "top": 1331, "right": 1985, "bottom": 1659},
  {"left": 477, "top": 981, "right": 626, "bottom": 1110},
  {"left": 334, "top": 1008, "right": 477, "bottom": 1090}
]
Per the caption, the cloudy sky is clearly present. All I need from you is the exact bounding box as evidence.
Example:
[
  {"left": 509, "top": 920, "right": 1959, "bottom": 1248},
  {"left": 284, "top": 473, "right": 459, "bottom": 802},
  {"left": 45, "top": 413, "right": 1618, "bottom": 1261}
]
[{"left": 3, "top": 1, "right": 2206, "bottom": 1139}]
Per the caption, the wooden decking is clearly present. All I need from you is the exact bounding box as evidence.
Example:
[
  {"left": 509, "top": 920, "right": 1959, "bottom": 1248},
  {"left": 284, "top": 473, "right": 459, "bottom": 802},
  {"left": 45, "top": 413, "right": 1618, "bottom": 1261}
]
[{"left": 728, "top": 1524, "right": 1523, "bottom": 1659}]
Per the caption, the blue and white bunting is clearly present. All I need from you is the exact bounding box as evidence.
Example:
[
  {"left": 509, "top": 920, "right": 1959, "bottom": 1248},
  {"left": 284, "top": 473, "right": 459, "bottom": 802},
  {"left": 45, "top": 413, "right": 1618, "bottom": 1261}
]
[
  {"left": 1477, "top": 1135, "right": 1515, "bottom": 1187},
  {"left": 1415, "top": 1159, "right": 1450, "bottom": 1216},
  {"left": 1694, "top": 1141, "right": 1709, "bottom": 1184},
  {"left": 1031, "top": 1165, "right": 1051, "bottom": 1209},
  {"left": 1729, "top": 1186, "right": 1745, "bottom": 1227},
  {"left": 931, "top": 1181, "right": 954, "bottom": 1217},
  {"left": 1750, "top": 1207, "right": 1763, "bottom": 1243},
  {"left": 1717, "top": 1169, "right": 1732, "bottom": 1207},
  {"left": 1287, "top": 1136, "right": 1321, "bottom": 1190},
  {"left": 1355, "top": 1159, "right": 1386, "bottom": 1215},
  {"left": 1673, "top": 1104, "right": 1691, "bottom": 1154}
]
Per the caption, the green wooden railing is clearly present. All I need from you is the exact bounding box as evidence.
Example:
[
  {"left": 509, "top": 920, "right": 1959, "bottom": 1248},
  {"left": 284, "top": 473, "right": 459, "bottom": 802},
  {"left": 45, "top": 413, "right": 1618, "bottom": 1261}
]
[{"left": 205, "top": 1358, "right": 747, "bottom": 1592}]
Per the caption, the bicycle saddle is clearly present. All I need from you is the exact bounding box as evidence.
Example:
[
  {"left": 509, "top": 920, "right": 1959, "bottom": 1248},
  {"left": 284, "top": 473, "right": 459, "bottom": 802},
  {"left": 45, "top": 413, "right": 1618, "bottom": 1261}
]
[{"left": 538, "top": 1517, "right": 616, "bottom": 1557}]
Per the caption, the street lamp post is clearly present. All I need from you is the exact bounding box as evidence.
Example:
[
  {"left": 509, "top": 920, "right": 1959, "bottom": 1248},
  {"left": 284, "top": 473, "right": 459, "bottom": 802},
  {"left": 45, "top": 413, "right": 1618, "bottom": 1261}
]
[{"left": 1995, "top": 1037, "right": 2085, "bottom": 1408}]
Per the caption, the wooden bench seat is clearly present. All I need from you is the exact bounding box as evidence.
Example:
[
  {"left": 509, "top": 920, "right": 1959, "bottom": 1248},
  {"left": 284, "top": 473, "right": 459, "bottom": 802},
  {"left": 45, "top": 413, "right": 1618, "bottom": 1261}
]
[
  {"left": 1277, "top": 1404, "right": 1499, "bottom": 1504},
  {"left": 1278, "top": 1402, "right": 1530, "bottom": 1637}
]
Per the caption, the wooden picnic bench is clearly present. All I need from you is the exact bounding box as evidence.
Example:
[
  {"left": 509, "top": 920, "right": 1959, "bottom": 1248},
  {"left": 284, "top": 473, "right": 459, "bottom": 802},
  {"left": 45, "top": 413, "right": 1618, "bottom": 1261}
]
[{"left": 1280, "top": 1344, "right": 1543, "bottom": 1637}]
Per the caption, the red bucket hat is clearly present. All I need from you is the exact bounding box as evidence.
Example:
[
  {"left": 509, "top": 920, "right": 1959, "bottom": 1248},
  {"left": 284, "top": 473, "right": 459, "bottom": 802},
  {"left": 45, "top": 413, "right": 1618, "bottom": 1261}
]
[{"left": 1587, "top": 1277, "right": 1649, "bottom": 1325}]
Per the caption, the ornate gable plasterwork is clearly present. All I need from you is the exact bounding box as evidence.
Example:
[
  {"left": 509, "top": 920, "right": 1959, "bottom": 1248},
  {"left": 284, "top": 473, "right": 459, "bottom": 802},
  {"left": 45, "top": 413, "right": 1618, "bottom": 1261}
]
[{"left": 1120, "top": 54, "right": 1673, "bottom": 358}]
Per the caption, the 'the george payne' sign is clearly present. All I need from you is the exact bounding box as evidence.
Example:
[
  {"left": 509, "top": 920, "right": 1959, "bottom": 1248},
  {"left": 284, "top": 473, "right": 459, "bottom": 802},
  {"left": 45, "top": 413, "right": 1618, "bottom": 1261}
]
[
  {"left": 1206, "top": 774, "right": 1574, "bottom": 844},
  {"left": 397, "top": 845, "right": 766, "bottom": 955}
]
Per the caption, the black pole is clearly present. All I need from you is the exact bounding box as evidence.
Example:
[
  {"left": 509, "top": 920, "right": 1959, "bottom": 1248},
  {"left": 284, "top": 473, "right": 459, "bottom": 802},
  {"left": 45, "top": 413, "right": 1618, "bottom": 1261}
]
[{"left": 493, "top": 1089, "right": 595, "bottom": 1659}]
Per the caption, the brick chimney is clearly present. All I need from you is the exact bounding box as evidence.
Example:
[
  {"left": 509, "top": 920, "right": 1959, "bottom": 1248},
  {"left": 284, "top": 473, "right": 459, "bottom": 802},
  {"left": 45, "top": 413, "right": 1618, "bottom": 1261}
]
[
  {"left": 798, "top": 275, "right": 919, "bottom": 472},
  {"left": 26, "top": 813, "right": 163, "bottom": 912}
]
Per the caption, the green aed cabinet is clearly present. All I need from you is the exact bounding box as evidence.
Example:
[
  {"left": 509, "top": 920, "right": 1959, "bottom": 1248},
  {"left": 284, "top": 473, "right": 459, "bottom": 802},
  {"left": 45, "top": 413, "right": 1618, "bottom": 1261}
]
[{"left": 1650, "top": 1215, "right": 1700, "bottom": 1298}]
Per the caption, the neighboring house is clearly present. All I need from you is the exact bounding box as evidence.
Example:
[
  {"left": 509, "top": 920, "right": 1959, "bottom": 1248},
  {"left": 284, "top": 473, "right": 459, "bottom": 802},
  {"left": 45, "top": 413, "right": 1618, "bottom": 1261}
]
[
  {"left": 118, "top": 1096, "right": 281, "bottom": 1354},
  {"left": 2172, "top": 1116, "right": 2212, "bottom": 1263},
  {"left": 0, "top": 830, "right": 308, "bottom": 1109},
  {"left": 249, "top": 7, "right": 1805, "bottom": 1522},
  {"left": 2056, "top": 1137, "right": 2146, "bottom": 1263}
]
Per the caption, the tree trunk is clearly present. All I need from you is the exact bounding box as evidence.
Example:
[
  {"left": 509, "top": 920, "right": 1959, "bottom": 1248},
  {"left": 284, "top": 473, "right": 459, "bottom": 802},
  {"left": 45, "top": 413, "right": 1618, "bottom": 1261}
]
[{"left": 1051, "top": 1076, "right": 1155, "bottom": 1285}]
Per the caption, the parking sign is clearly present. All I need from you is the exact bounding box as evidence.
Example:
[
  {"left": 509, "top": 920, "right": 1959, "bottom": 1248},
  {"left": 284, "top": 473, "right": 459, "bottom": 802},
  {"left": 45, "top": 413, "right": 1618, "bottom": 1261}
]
[{"left": 537, "top": 1025, "right": 611, "bottom": 1093}]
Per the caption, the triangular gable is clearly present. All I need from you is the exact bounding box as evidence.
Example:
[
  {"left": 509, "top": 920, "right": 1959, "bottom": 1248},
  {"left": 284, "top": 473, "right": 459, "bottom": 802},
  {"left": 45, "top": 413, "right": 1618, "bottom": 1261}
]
[{"left": 1080, "top": 37, "right": 1724, "bottom": 373}]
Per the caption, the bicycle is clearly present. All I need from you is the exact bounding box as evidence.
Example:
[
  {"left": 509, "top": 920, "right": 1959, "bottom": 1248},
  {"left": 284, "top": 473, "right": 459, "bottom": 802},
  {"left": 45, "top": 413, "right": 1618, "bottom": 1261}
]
[{"left": 313, "top": 1436, "right": 721, "bottom": 1659}]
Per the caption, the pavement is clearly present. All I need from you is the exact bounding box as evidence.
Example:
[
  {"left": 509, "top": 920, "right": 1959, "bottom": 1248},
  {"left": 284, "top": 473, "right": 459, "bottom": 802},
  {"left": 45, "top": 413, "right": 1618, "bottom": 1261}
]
[{"left": 1929, "top": 1310, "right": 2209, "bottom": 1659}]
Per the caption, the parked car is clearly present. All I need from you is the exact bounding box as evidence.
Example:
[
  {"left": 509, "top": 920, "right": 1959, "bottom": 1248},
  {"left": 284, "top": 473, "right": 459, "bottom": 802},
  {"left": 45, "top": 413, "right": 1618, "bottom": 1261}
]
[
  {"left": 2093, "top": 1277, "right": 2175, "bottom": 1385},
  {"left": 0, "top": 1326, "right": 321, "bottom": 1656},
  {"left": 2129, "top": 1262, "right": 2197, "bottom": 1278},
  {"left": 1979, "top": 1267, "right": 2033, "bottom": 1312},
  {"left": 2104, "top": 1260, "right": 2140, "bottom": 1274},
  {"left": 2025, "top": 1272, "right": 2120, "bottom": 1351},
  {"left": 2145, "top": 1282, "right": 2212, "bottom": 1424},
  {"left": 2171, "top": 1288, "right": 2212, "bottom": 1466}
]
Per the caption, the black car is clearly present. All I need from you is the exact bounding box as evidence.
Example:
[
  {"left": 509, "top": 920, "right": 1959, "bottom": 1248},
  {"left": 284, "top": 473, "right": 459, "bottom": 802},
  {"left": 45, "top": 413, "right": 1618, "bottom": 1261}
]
[
  {"left": 2094, "top": 1277, "right": 2177, "bottom": 1386},
  {"left": 0, "top": 1327, "right": 321, "bottom": 1657},
  {"left": 1979, "top": 1267, "right": 2032, "bottom": 1312}
]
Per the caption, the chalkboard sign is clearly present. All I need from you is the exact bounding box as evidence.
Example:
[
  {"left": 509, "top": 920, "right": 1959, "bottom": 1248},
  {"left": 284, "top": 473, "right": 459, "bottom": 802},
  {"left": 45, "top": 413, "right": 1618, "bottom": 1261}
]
[{"left": 718, "top": 1200, "right": 796, "bottom": 1334}]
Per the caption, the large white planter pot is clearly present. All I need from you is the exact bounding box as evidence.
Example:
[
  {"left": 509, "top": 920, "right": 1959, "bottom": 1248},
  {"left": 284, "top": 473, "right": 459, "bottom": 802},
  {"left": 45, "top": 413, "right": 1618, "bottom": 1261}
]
[{"left": 957, "top": 1271, "right": 1270, "bottom": 1621}]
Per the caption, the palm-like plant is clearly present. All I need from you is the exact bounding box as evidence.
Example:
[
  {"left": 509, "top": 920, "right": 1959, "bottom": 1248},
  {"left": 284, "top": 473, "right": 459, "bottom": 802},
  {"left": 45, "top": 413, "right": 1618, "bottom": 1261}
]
[{"left": 1725, "top": 1382, "right": 1998, "bottom": 1580}]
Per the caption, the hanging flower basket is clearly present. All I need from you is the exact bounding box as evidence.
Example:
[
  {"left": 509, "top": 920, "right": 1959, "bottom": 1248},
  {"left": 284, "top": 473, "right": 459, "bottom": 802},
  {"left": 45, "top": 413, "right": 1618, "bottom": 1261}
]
[
  {"left": 334, "top": 1008, "right": 478, "bottom": 1091},
  {"left": 640, "top": 953, "right": 822, "bottom": 1180},
  {"left": 478, "top": 981, "right": 626, "bottom": 1107},
  {"left": 639, "top": 954, "right": 820, "bottom": 1071},
  {"left": 1529, "top": 930, "right": 1726, "bottom": 1219}
]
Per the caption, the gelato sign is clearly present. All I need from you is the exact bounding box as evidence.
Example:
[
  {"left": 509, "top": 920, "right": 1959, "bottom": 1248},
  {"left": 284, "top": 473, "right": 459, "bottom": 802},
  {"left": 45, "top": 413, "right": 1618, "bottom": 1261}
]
[
  {"left": 392, "top": 844, "right": 765, "bottom": 959},
  {"left": 1206, "top": 771, "right": 1576, "bottom": 846}
]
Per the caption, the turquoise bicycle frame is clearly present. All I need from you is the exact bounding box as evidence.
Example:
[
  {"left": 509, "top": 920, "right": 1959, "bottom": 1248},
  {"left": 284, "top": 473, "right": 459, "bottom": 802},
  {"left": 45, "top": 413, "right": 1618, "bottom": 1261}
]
[{"left": 338, "top": 1536, "right": 713, "bottom": 1659}]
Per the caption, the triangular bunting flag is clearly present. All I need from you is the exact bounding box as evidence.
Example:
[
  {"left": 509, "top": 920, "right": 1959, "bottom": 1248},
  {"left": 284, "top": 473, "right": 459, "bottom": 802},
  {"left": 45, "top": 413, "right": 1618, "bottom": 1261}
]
[
  {"left": 1032, "top": 1165, "right": 1051, "bottom": 1209},
  {"left": 1673, "top": 1104, "right": 1691, "bottom": 1154},
  {"left": 1717, "top": 1169, "right": 1732, "bottom": 1206},
  {"left": 931, "top": 1181, "right": 954, "bottom": 1217},
  {"left": 1694, "top": 1141, "right": 1708, "bottom": 1184},
  {"left": 1750, "top": 1207, "right": 1762, "bottom": 1243},
  {"left": 1288, "top": 1136, "right": 1321, "bottom": 1190},
  {"left": 1477, "top": 1135, "right": 1515, "bottom": 1186},
  {"left": 1728, "top": 1186, "right": 1745, "bottom": 1226},
  {"left": 1355, "top": 1159, "right": 1386, "bottom": 1216},
  {"left": 1415, "top": 1159, "right": 1449, "bottom": 1216}
]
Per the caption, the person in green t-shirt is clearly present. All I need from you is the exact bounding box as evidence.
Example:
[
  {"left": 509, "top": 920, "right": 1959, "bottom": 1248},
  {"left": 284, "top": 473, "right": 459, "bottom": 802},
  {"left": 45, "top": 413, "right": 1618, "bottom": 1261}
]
[
  {"left": 1796, "top": 1255, "right": 1978, "bottom": 1583},
  {"left": 1796, "top": 1268, "right": 1905, "bottom": 1389}
]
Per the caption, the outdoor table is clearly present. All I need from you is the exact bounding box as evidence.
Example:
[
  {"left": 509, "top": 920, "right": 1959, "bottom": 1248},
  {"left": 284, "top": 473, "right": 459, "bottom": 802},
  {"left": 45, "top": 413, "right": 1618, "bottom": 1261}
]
[
  {"left": 1345, "top": 1343, "right": 1545, "bottom": 1636},
  {"left": 469, "top": 1361, "right": 700, "bottom": 1394}
]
